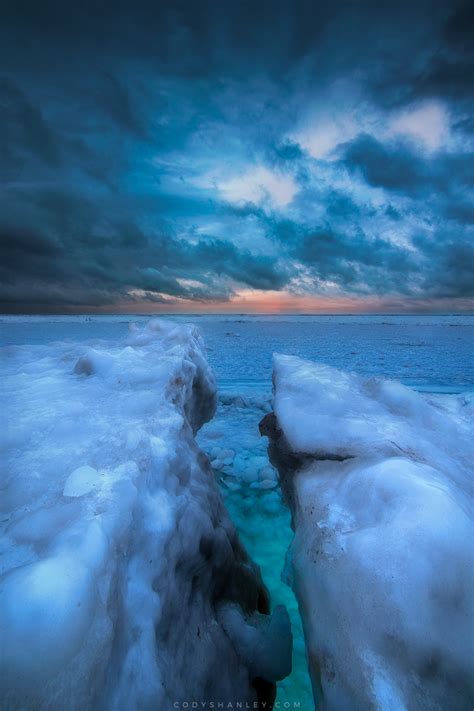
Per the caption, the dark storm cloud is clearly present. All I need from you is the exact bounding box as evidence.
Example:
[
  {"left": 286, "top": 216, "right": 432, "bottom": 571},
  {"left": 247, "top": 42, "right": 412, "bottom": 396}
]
[
  {"left": 0, "top": 187, "right": 292, "bottom": 311},
  {"left": 249, "top": 213, "right": 421, "bottom": 297},
  {"left": 369, "top": 1, "right": 474, "bottom": 108},
  {"left": 229, "top": 184, "right": 473, "bottom": 300},
  {"left": 96, "top": 74, "right": 149, "bottom": 140},
  {"left": 294, "top": 230, "right": 416, "bottom": 294},
  {"left": 340, "top": 134, "right": 474, "bottom": 196},
  {"left": 0, "top": 77, "right": 61, "bottom": 179},
  {"left": 412, "top": 231, "right": 474, "bottom": 299},
  {"left": 0, "top": 0, "right": 473, "bottom": 311}
]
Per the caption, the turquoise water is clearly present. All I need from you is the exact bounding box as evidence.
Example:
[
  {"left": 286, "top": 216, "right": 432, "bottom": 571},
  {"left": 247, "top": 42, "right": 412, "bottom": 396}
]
[
  {"left": 196, "top": 393, "right": 314, "bottom": 708},
  {"left": 224, "top": 487, "right": 310, "bottom": 707}
]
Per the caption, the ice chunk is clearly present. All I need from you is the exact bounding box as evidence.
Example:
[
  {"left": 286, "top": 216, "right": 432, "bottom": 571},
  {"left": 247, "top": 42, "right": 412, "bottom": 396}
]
[
  {"left": 263, "top": 354, "right": 474, "bottom": 711},
  {"left": 272, "top": 354, "right": 472, "bottom": 475},
  {"left": 0, "top": 320, "right": 288, "bottom": 709},
  {"left": 218, "top": 603, "right": 292, "bottom": 682},
  {"left": 63, "top": 465, "right": 100, "bottom": 497}
]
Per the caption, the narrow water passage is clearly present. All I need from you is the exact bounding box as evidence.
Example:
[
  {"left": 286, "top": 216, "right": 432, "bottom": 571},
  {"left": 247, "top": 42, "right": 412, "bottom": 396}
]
[{"left": 197, "top": 390, "right": 314, "bottom": 709}]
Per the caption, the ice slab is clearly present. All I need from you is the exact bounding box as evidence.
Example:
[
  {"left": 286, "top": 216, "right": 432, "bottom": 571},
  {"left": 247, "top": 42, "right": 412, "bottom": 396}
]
[
  {"left": 0, "top": 320, "right": 290, "bottom": 709},
  {"left": 263, "top": 354, "right": 474, "bottom": 710}
]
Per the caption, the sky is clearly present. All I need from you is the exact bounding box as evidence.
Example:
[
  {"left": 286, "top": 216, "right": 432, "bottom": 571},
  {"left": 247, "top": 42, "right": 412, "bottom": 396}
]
[{"left": 1, "top": 0, "right": 473, "bottom": 314}]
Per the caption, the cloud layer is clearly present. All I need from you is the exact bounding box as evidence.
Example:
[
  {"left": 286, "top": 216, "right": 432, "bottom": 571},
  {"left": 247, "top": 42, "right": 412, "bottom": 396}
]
[{"left": 1, "top": 0, "right": 473, "bottom": 312}]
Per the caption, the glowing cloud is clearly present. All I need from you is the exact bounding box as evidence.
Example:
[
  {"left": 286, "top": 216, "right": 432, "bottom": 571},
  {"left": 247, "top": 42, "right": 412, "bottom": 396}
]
[
  {"left": 389, "top": 101, "right": 449, "bottom": 151},
  {"left": 218, "top": 166, "right": 297, "bottom": 208}
]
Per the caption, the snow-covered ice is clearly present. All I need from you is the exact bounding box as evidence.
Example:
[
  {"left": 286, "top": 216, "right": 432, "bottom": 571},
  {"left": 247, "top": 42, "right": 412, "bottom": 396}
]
[
  {"left": 2, "top": 314, "right": 473, "bottom": 711},
  {"left": 0, "top": 320, "right": 291, "bottom": 709},
  {"left": 263, "top": 354, "right": 474, "bottom": 711}
]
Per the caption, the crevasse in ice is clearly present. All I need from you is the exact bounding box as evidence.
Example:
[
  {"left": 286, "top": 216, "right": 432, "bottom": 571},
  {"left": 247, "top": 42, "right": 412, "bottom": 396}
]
[
  {"left": 0, "top": 320, "right": 291, "bottom": 709},
  {"left": 263, "top": 354, "right": 474, "bottom": 711}
]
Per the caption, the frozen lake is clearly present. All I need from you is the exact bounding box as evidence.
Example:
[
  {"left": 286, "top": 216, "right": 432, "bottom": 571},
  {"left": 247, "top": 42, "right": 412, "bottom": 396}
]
[
  {"left": 2, "top": 313, "right": 473, "bottom": 391},
  {"left": 2, "top": 314, "right": 473, "bottom": 708}
]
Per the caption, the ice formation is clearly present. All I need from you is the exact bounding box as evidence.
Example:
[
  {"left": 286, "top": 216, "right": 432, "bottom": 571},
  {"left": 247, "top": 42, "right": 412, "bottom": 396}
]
[
  {"left": 0, "top": 320, "right": 291, "bottom": 709},
  {"left": 262, "top": 354, "right": 474, "bottom": 711},
  {"left": 203, "top": 392, "right": 278, "bottom": 491}
]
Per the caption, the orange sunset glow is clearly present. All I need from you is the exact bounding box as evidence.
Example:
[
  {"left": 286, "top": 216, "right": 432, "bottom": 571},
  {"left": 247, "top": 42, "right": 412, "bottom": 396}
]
[{"left": 96, "top": 290, "right": 474, "bottom": 316}]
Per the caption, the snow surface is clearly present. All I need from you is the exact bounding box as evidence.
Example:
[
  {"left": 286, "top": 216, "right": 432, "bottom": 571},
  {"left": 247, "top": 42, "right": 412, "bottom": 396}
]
[
  {"left": 0, "top": 320, "right": 291, "bottom": 709},
  {"left": 268, "top": 354, "right": 474, "bottom": 711}
]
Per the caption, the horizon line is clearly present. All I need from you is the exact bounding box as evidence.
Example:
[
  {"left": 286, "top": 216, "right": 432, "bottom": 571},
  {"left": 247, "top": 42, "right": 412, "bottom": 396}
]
[{"left": 1, "top": 311, "right": 473, "bottom": 317}]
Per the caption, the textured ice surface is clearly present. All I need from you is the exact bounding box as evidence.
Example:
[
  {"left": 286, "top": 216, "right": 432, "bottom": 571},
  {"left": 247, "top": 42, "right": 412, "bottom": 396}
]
[
  {"left": 266, "top": 354, "right": 474, "bottom": 711},
  {"left": 2, "top": 314, "right": 473, "bottom": 710},
  {"left": 0, "top": 320, "right": 291, "bottom": 709}
]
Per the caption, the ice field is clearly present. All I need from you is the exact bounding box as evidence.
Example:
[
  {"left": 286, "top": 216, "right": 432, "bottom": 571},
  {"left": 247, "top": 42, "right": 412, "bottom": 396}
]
[{"left": 1, "top": 314, "right": 473, "bottom": 709}]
